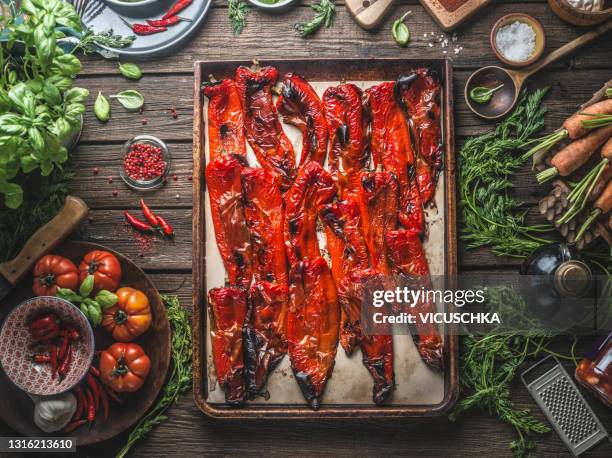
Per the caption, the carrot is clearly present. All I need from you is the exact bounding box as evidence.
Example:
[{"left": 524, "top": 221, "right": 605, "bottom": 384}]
[
  {"left": 576, "top": 180, "right": 612, "bottom": 241},
  {"left": 602, "top": 135, "right": 612, "bottom": 160},
  {"left": 522, "top": 98, "right": 612, "bottom": 160},
  {"left": 536, "top": 125, "right": 612, "bottom": 183},
  {"left": 589, "top": 163, "right": 611, "bottom": 201}
]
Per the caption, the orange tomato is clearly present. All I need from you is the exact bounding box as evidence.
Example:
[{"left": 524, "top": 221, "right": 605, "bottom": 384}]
[
  {"left": 99, "top": 343, "right": 151, "bottom": 393},
  {"left": 102, "top": 287, "right": 152, "bottom": 342},
  {"left": 32, "top": 255, "right": 79, "bottom": 297}
]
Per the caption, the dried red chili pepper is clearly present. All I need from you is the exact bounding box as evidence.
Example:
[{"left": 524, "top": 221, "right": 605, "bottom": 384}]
[
  {"left": 63, "top": 419, "right": 87, "bottom": 433},
  {"left": 385, "top": 229, "right": 443, "bottom": 370},
  {"left": 163, "top": 0, "right": 193, "bottom": 19},
  {"left": 357, "top": 170, "right": 399, "bottom": 275},
  {"left": 155, "top": 215, "right": 174, "bottom": 239},
  {"left": 131, "top": 23, "right": 167, "bottom": 35},
  {"left": 366, "top": 82, "right": 424, "bottom": 233},
  {"left": 87, "top": 373, "right": 100, "bottom": 411},
  {"left": 86, "top": 388, "right": 96, "bottom": 423},
  {"left": 89, "top": 366, "right": 101, "bottom": 378},
  {"left": 235, "top": 65, "right": 296, "bottom": 190},
  {"left": 206, "top": 154, "right": 253, "bottom": 288},
  {"left": 29, "top": 314, "right": 60, "bottom": 342},
  {"left": 241, "top": 168, "right": 287, "bottom": 285},
  {"left": 287, "top": 257, "right": 339, "bottom": 410},
  {"left": 33, "top": 354, "right": 51, "bottom": 364},
  {"left": 323, "top": 84, "right": 369, "bottom": 198},
  {"left": 104, "top": 385, "right": 123, "bottom": 403},
  {"left": 50, "top": 344, "right": 57, "bottom": 379},
  {"left": 277, "top": 73, "right": 329, "bottom": 166},
  {"left": 124, "top": 211, "right": 154, "bottom": 233},
  {"left": 338, "top": 269, "right": 394, "bottom": 404},
  {"left": 208, "top": 287, "right": 247, "bottom": 406},
  {"left": 98, "top": 380, "right": 109, "bottom": 420},
  {"left": 202, "top": 79, "right": 246, "bottom": 160},
  {"left": 58, "top": 330, "right": 69, "bottom": 361},
  {"left": 58, "top": 343, "right": 72, "bottom": 378},
  {"left": 139, "top": 199, "right": 159, "bottom": 226},
  {"left": 395, "top": 69, "right": 443, "bottom": 202},
  {"left": 284, "top": 161, "right": 336, "bottom": 265},
  {"left": 318, "top": 198, "right": 369, "bottom": 355},
  {"left": 66, "top": 326, "right": 80, "bottom": 341},
  {"left": 146, "top": 16, "right": 181, "bottom": 28},
  {"left": 243, "top": 282, "right": 289, "bottom": 396},
  {"left": 72, "top": 386, "right": 85, "bottom": 421}
]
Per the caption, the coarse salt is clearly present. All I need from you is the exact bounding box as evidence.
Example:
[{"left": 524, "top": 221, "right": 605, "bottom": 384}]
[{"left": 495, "top": 21, "right": 536, "bottom": 62}]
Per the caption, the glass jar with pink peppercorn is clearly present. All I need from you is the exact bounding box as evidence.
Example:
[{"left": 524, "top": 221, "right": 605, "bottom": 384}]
[{"left": 119, "top": 135, "right": 171, "bottom": 191}]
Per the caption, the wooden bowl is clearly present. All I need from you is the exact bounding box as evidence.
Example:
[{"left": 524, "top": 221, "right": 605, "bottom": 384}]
[
  {"left": 548, "top": 0, "right": 612, "bottom": 26},
  {"left": 490, "top": 13, "right": 546, "bottom": 68}
]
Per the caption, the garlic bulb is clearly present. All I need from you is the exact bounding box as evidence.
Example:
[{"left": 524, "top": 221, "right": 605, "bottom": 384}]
[{"left": 31, "top": 392, "right": 77, "bottom": 433}]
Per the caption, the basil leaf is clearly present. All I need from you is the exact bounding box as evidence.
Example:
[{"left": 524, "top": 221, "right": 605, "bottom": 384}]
[
  {"left": 95, "top": 290, "right": 118, "bottom": 309},
  {"left": 110, "top": 89, "right": 144, "bottom": 112},
  {"left": 0, "top": 114, "right": 27, "bottom": 136},
  {"left": 56, "top": 287, "right": 83, "bottom": 303},
  {"left": 0, "top": 182, "right": 23, "bottom": 209},
  {"left": 119, "top": 63, "right": 143, "bottom": 80},
  {"left": 79, "top": 274, "right": 95, "bottom": 297},
  {"left": 29, "top": 127, "right": 45, "bottom": 152},
  {"left": 94, "top": 92, "right": 111, "bottom": 122},
  {"left": 392, "top": 11, "right": 411, "bottom": 47},
  {"left": 63, "top": 87, "right": 89, "bottom": 104},
  {"left": 20, "top": 154, "right": 39, "bottom": 173},
  {"left": 51, "top": 53, "right": 81, "bottom": 77},
  {"left": 88, "top": 303, "right": 102, "bottom": 326},
  {"left": 43, "top": 80, "right": 61, "bottom": 106},
  {"left": 53, "top": 117, "right": 72, "bottom": 139}
]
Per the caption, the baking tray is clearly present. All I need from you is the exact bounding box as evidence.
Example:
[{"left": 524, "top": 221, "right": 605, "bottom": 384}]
[{"left": 192, "top": 58, "right": 458, "bottom": 418}]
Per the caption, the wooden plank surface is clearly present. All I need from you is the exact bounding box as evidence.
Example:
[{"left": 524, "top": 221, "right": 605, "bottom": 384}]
[{"left": 1, "top": 0, "right": 611, "bottom": 456}]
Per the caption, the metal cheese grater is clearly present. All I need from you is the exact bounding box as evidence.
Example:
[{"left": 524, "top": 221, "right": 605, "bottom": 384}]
[{"left": 521, "top": 355, "right": 610, "bottom": 456}]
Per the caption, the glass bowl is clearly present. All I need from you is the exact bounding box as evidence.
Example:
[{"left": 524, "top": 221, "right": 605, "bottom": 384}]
[{"left": 119, "top": 135, "right": 171, "bottom": 191}]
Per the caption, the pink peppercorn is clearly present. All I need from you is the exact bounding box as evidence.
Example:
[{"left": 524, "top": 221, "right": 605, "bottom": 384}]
[{"left": 123, "top": 143, "right": 166, "bottom": 182}]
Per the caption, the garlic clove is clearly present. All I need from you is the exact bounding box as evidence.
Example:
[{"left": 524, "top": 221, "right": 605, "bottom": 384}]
[{"left": 32, "top": 392, "right": 77, "bottom": 433}]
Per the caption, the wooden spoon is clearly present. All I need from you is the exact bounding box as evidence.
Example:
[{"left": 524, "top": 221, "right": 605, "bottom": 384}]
[{"left": 465, "top": 19, "right": 612, "bottom": 120}]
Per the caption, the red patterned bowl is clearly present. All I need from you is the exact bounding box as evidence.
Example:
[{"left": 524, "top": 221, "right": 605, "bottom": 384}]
[{"left": 0, "top": 296, "right": 95, "bottom": 396}]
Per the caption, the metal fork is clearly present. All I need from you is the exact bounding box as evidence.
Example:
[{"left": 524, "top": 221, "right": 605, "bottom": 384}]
[{"left": 71, "top": 0, "right": 106, "bottom": 23}]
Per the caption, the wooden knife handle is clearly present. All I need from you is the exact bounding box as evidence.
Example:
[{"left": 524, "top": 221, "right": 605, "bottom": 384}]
[
  {"left": 346, "top": 0, "right": 396, "bottom": 30},
  {"left": 0, "top": 196, "right": 88, "bottom": 286}
]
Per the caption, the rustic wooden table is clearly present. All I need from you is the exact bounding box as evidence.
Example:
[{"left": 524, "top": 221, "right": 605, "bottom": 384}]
[{"left": 2, "top": 0, "right": 612, "bottom": 456}]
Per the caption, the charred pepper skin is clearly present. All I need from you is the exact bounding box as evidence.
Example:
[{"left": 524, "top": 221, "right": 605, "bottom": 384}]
[
  {"left": 284, "top": 161, "right": 337, "bottom": 265},
  {"left": 202, "top": 79, "right": 246, "bottom": 160},
  {"left": 338, "top": 269, "right": 394, "bottom": 405},
  {"left": 318, "top": 198, "right": 369, "bottom": 355},
  {"left": 323, "top": 84, "right": 370, "bottom": 198},
  {"left": 241, "top": 168, "right": 288, "bottom": 285},
  {"left": 287, "top": 257, "right": 340, "bottom": 410},
  {"left": 385, "top": 229, "right": 444, "bottom": 370},
  {"left": 357, "top": 170, "right": 399, "bottom": 275},
  {"left": 235, "top": 66, "right": 296, "bottom": 191},
  {"left": 395, "top": 69, "right": 443, "bottom": 203},
  {"left": 366, "top": 82, "right": 424, "bottom": 234},
  {"left": 208, "top": 287, "right": 248, "bottom": 406},
  {"left": 205, "top": 154, "right": 253, "bottom": 288},
  {"left": 243, "top": 281, "right": 289, "bottom": 396},
  {"left": 277, "top": 73, "right": 329, "bottom": 167}
]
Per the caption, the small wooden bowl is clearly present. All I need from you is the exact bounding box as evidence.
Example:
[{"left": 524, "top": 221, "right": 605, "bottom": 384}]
[
  {"left": 490, "top": 13, "right": 546, "bottom": 68},
  {"left": 549, "top": 0, "right": 612, "bottom": 26}
]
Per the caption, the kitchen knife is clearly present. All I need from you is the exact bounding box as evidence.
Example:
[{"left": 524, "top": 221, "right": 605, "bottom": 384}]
[{"left": 0, "top": 196, "right": 89, "bottom": 302}]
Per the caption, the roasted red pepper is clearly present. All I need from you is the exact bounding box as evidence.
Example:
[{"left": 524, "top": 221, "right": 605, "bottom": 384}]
[
  {"left": 202, "top": 79, "right": 246, "bottom": 160},
  {"left": 338, "top": 269, "right": 394, "bottom": 404},
  {"left": 277, "top": 73, "right": 329, "bottom": 166},
  {"left": 366, "top": 82, "right": 424, "bottom": 233},
  {"left": 318, "top": 198, "right": 369, "bottom": 355},
  {"left": 243, "top": 281, "right": 289, "bottom": 396},
  {"left": 287, "top": 257, "right": 339, "bottom": 410},
  {"left": 163, "top": 0, "right": 193, "bottom": 19},
  {"left": 283, "top": 161, "right": 336, "bottom": 265},
  {"left": 385, "top": 229, "right": 443, "bottom": 370},
  {"left": 323, "top": 84, "right": 369, "bottom": 197},
  {"left": 395, "top": 69, "right": 443, "bottom": 202},
  {"left": 241, "top": 168, "right": 288, "bottom": 285},
  {"left": 235, "top": 66, "right": 296, "bottom": 190},
  {"left": 357, "top": 170, "right": 399, "bottom": 275},
  {"left": 208, "top": 287, "right": 248, "bottom": 406},
  {"left": 205, "top": 154, "right": 253, "bottom": 288}
]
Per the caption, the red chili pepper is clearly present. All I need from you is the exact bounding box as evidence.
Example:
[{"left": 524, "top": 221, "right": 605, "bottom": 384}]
[
  {"left": 32, "top": 354, "right": 51, "bottom": 364},
  {"left": 67, "top": 327, "right": 80, "bottom": 341},
  {"left": 124, "top": 210, "right": 154, "bottom": 233},
  {"left": 87, "top": 373, "right": 100, "bottom": 411},
  {"left": 132, "top": 23, "right": 167, "bottom": 35},
  {"left": 29, "top": 314, "right": 58, "bottom": 332},
  {"left": 139, "top": 199, "right": 159, "bottom": 226},
  {"left": 50, "top": 344, "right": 57, "bottom": 379},
  {"left": 72, "top": 386, "right": 84, "bottom": 421},
  {"left": 156, "top": 214, "right": 174, "bottom": 238},
  {"left": 75, "top": 386, "right": 87, "bottom": 420},
  {"left": 29, "top": 314, "right": 60, "bottom": 341},
  {"left": 86, "top": 388, "right": 96, "bottom": 423},
  {"left": 63, "top": 419, "right": 87, "bottom": 433},
  {"left": 104, "top": 385, "right": 123, "bottom": 403},
  {"left": 58, "top": 330, "right": 69, "bottom": 361},
  {"left": 89, "top": 366, "right": 101, "bottom": 378},
  {"left": 58, "top": 343, "right": 72, "bottom": 378},
  {"left": 147, "top": 16, "right": 181, "bottom": 28},
  {"left": 98, "top": 380, "right": 109, "bottom": 420},
  {"left": 163, "top": 0, "right": 192, "bottom": 19}
]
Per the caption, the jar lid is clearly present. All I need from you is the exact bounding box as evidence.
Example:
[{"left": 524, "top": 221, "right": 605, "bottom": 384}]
[{"left": 553, "top": 260, "right": 592, "bottom": 297}]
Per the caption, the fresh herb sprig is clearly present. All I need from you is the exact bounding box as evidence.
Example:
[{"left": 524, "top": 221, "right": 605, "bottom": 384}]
[
  {"left": 116, "top": 295, "right": 192, "bottom": 458},
  {"left": 459, "top": 88, "right": 554, "bottom": 258},
  {"left": 228, "top": 0, "right": 249, "bottom": 36},
  {"left": 75, "top": 29, "right": 136, "bottom": 55},
  {"left": 296, "top": 0, "right": 336, "bottom": 37}
]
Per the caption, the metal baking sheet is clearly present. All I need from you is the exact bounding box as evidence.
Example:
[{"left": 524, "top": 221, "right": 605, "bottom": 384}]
[{"left": 192, "top": 59, "right": 458, "bottom": 418}]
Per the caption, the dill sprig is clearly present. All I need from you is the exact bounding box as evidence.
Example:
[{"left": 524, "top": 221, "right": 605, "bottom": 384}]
[
  {"left": 450, "top": 286, "right": 553, "bottom": 457},
  {"left": 295, "top": 0, "right": 336, "bottom": 38},
  {"left": 459, "top": 88, "right": 555, "bottom": 258},
  {"left": 228, "top": 0, "right": 249, "bottom": 36},
  {"left": 116, "top": 295, "right": 192, "bottom": 458},
  {"left": 76, "top": 29, "right": 136, "bottom": 55}
]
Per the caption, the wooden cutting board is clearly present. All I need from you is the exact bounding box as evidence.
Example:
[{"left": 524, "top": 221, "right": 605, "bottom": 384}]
[{"left": 346, "top": 0, "right": 491, "bottom": 31}]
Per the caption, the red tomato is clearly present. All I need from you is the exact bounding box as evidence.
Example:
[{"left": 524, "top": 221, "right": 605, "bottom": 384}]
[
  {"left": 78, "top": 250, "right": 122, "bottom": 292},
  {"left": 99, "top": 343, "right": 151, "bottom": 393},
  {"left": 32, "top": 255, "right": 79, "bottom": 296}
]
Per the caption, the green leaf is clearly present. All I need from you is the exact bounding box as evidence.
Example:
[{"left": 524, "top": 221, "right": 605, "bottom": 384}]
[
  {"left": 95, "top": 290, "right": 118, "bottom": 309},
  {"left": 0, "top": 182, "right": 23, "bottom": 208},
  {"left": 79, "top": 274, "right": 95, "bottom": 297},
  {"left": 53, "top": 117, "right": 72, "bottom": 139},
  {"left": 39, "top": 160, "right": 53, "bottom": 176},
  {"left": 80, "top": 303, "right": 90, "bottom": 319},
  {"left": 43, "top": 80, "right": 61, "bottom": 106},
  {"left": 0, "top": 114, "right": 27, "bottom": 136},
  {"left": 63, "top": 87, "right": 89, "bottom": 104},
  {"left": 118, "top": 63, "right": 143, "bottom": 80},
  {"left": 47, "top": 75, "right": 73, "bottom": 92},
  {"left": 51, "top": 53, "right": 81, "bottom": 77},
  {"left": 392, "top": 11, "right": 411, "bottom": 47},
  {"left": 88, "top": 303, "right": 102, "bottom": 326},
  {"left": 94, "top": 92, "right": 110, "bottom": 122},
  {"left": 29, "top": 127, "right": 45, "bottom": 152},
  {"left": 20, "top": 155, "right": 39, "bottom": 173},
  {"left": 110, "top": 89, "right": 144, "bottom": 112},
  {"left": 56, "top": 287, "right": 83, "bottom": 303}
]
